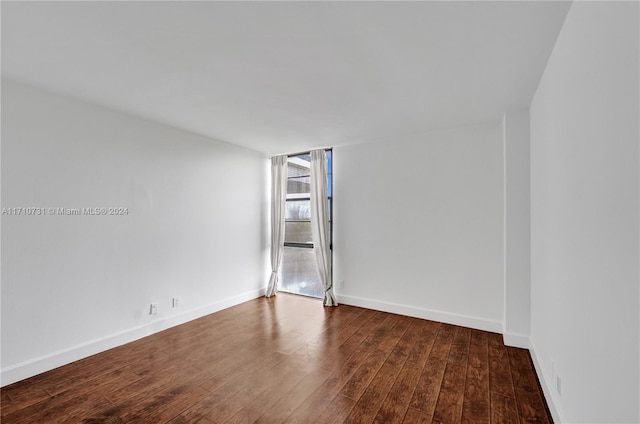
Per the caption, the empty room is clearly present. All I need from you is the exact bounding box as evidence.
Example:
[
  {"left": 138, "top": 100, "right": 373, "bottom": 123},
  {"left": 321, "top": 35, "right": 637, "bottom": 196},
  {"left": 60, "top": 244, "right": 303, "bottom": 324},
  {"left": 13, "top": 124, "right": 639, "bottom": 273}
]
[{"left": 1, "top": 1, "right": 638, "bottom": 423}]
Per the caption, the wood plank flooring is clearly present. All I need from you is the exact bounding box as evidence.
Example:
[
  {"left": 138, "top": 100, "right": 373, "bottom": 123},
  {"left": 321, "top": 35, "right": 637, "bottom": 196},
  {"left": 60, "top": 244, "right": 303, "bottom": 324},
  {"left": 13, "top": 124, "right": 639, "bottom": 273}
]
[{"left": 1, "top": 294, "right": 552, "bottom": 423}]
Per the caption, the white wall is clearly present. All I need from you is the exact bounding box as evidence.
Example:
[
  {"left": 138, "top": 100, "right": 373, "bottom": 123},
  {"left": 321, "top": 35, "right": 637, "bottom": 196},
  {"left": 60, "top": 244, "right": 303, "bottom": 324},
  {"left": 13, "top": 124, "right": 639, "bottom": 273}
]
[
  {"left": 1, "top": 79, "right": 269, "bottom": 385},
  {"left": 334, "top": 123, "right": 504, "bottom": 331},
  {"left": 503, "top": 109, "right": 531, "bottom": 347},
  {"left": 530, "top": 2, "right": 639, "bottom": 423}
]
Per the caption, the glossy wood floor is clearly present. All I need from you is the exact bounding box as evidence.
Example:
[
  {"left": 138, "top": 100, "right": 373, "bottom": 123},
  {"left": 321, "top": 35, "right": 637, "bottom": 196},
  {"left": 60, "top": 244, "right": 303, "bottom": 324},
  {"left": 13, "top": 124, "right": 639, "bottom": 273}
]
[{"left": 1, "top": 294, "right": 552, "bottom": 423}]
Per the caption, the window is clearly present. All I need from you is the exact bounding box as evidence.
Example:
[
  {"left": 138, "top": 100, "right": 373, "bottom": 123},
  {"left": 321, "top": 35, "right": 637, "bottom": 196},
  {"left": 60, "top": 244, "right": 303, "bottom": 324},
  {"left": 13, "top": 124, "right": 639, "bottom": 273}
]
[{"left": 280, "top": 150, "right": 332, "bottom": 298}]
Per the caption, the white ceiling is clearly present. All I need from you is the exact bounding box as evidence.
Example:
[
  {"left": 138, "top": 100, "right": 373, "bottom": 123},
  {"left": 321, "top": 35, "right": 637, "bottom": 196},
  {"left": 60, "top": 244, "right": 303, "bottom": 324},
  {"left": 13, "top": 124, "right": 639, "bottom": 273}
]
[{"left": 2, "top": 1, "right": 571, "bottom": 155}]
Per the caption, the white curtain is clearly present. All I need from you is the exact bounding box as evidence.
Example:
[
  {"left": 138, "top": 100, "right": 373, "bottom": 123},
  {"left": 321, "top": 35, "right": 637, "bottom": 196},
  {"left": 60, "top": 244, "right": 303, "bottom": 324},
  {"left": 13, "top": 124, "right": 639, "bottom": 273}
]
[
  {"left": 310, "top": 149, "right": 338, "bottom": 306},
  {"left": 266, "top": 155, "right": 288, "bottom": 297}
]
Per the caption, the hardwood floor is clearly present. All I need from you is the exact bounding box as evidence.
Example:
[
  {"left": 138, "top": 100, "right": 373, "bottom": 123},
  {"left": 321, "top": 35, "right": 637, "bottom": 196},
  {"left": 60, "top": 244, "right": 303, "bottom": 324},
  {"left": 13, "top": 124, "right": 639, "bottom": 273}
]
[{"left": 1, "top": 294, "right": 552, "bottom": 423}]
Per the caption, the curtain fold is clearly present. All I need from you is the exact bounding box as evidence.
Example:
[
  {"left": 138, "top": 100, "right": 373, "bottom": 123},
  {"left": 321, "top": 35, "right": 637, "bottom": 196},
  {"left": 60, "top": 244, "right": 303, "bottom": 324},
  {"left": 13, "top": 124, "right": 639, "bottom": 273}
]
[
  {"left": 310, "top": 149, "right": 338, "bottom": 306},
  {"left": 266, "top": 155, "right": 288, "bottom": 297}
]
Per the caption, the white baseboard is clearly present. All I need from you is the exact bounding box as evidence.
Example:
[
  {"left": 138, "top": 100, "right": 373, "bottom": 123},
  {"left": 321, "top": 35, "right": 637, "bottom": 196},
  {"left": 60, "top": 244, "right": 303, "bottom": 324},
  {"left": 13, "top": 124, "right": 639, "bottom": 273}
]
[
  {"left": 502, "top": 331, "right": 530, "bottom": 349},
  {"left": 336, "top": 294, "right": 503, "bottom": 333},
  {"left": 1, "top": 288, "right": 265, "bottom": 387},
  {"left": 529, "top": 338, "right": 566, "bottom": 423}
]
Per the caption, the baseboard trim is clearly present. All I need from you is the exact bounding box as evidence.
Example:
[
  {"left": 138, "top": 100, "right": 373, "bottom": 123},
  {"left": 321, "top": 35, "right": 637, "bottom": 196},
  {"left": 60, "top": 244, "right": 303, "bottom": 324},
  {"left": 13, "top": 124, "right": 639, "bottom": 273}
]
[
  {"left": 529, "top": 338, "right": 566, "bottom": 423},
  {"left": 1, "top": 288, "right": 265, "bottom": 387},
  {"left": 336, "top": 294, "right": 502, "bottom": 333},
  {"left": 502, "top": 331, "right": 530, "bottom": 349}
]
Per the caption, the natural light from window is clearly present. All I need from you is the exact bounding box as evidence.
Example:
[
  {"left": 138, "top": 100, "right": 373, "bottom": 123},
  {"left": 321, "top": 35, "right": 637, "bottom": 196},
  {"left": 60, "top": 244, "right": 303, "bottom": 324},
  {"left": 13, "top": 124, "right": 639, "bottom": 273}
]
[{"left": 280, "top": 151, "right": 332, "bottom": 298}]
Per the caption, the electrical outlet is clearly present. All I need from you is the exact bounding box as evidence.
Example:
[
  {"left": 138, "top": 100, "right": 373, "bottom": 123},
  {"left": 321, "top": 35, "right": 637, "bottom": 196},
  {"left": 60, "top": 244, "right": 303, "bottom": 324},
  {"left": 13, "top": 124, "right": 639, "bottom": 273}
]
[
  {"left": 149, "top": 303, "right": 159, "bottom": 315},
  {"left": 172, "top": 297, "right": 180, "bottom": 308},
  {"left": 339, "top": 280, "right": 344, "bottom": 289},
  {"left": 556, "top": 376, "right": 562, "bottom": 396}
]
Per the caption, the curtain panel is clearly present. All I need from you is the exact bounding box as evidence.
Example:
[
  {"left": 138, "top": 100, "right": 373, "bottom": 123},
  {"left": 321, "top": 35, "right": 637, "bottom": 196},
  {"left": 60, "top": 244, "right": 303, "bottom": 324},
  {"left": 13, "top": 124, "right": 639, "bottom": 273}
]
[
  {"left": 265, "top": 155, "right": 288, "bottom": 297},
  {"left": 310, "top": 149, "right": 338, "bottom": 306}
]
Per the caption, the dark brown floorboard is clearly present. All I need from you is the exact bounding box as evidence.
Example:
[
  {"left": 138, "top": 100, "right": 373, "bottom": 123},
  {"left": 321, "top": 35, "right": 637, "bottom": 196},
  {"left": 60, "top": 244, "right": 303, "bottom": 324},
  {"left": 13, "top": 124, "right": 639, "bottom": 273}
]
[{"left": 1, "top": 294, "right": 553, "bottom": 423}]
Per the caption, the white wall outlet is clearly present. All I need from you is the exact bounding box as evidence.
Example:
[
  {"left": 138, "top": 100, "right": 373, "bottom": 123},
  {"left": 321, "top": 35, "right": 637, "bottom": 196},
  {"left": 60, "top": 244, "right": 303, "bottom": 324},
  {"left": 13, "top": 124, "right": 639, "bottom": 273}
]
[
  {"left": 149, "top": 303, "right": 159, "bottom": 315},
  {"left": 339, "top": 280, "right": 344, "bottom": 289},
  {"left": 172, "top": 297, "right": 180, "bottom": 308}
]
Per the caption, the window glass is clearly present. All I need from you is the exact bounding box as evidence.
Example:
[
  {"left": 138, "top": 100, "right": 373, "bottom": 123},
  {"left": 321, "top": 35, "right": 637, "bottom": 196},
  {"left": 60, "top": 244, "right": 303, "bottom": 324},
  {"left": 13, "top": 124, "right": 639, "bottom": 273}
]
[
  {"left": 280, "top": 150, "right": 332, "bottom": 299},
  {"left": 284, "top": 221, "right": 313, "bottom": 244},
  {"left": 280, "top": 247, "right": 323, "bottom": 298}
]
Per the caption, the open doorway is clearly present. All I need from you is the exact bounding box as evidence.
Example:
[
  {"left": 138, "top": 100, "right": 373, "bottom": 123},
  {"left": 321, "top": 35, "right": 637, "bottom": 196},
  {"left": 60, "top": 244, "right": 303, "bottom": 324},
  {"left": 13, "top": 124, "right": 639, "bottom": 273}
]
[{"left": 280, "top": 150, "right": 332, "bottom": 298}]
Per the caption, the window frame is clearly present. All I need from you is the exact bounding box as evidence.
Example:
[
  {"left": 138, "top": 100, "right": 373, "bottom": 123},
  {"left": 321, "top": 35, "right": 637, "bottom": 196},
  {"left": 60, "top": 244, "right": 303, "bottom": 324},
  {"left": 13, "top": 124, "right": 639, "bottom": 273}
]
[{"left": 283, "top": 149, "right": 332, "bottom": 251}]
